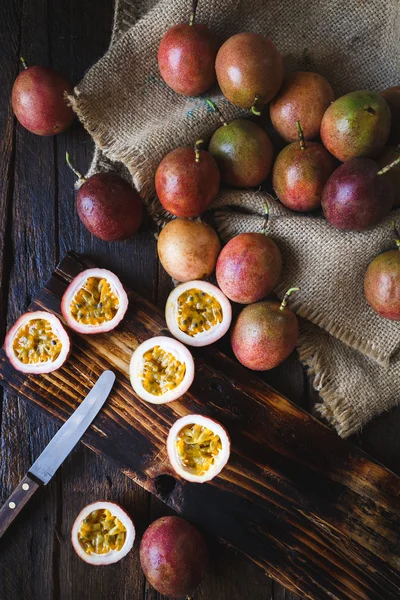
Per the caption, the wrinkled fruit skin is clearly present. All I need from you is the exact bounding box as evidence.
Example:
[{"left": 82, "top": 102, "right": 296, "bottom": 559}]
[
  {"left": 77, "top": 173, "right": 143, "bottom": 241},
  {"left": 158, "top": 218, "right": 221, "bottom": 281},
  {"left": 216, "top": 233, "right": 282, "bottom": 304},
  {"left": 364, "top": 250, "right": 400, "bottom": 320},
  {"left": 155, "top": 147, "right": 220, "bottom": 217},
  {"left": 208, "top": 119, "right": 274, "bottom": 187},
  {"left": 140, "top": 516, "right": 208, "bottom": 597},
  {"left": 320, "top": 90, "right": 391, "bottom": 162},
  {"left": 12, "top": 66, "right": 74, "bottom": 135},
  {"left": 381, "top": 86, "right": 400, "bottom": 143},
  {"left": 321, "top": 158, "right": 394, "bottom": 230},
  {"left": 273, "top": 141, "right": 337, "bottom": 212},
  {"left": 378, "top": 146, "right": 400, "bottom": 207},
  {"left": 158, "top": 24, "right": 218, "bottom": 96},
  {"left": 231, "top": 301, "right": 299, "bottom": 370},
  {"left": 215, "top": 32, "right": 283, "bottom": 109},
  {"left": 270, "top": 71, "right": 334, "bottom": 142}
]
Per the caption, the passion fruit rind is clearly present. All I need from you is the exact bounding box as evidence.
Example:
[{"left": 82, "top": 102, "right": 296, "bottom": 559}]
[
  {"left": 4, "top": 310, "right": 70, "bottom": 374},
  {"left": 167, "top": 414, "right": 230, "bottom": 483},
  {"left": 61, "top": 268, "right": 129, "bottom": 334},
  {"left": 130, "top": 336, "right": 195, "bottom": 404},
  {"left": 71, "top": 501, "right": 135, "bottom": 565}
]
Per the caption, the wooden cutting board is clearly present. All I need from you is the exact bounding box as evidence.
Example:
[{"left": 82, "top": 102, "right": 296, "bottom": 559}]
[{"left": 0, "top": 252, "right": 399, "bottom": 600}]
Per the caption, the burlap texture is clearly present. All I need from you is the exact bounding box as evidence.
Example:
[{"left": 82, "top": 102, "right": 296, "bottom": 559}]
[{"left": 69, "top": 0, "right": 400, "bottom": 437}]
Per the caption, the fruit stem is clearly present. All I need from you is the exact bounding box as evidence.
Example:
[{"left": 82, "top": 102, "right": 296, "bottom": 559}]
[
  {"left": 377, "top": 155, "right": 400, "bottom": 175},
  {"left": 296, "top": 120, "right": 306, "bottom": 150},
  {"left": 65, "top": 151, "right": 87, "bottom": 183},
  {"left": 280, "top": 287, "right": 300, "bottom": 311},
  {"left": 20, "top": 56, "right": 28, "bottom": 70},
  {"left": 393, "top": 219, "right": 400, "bottom": 250},
  {"left": 189, "top": 0, "right": 198, "bottom": 25},
  {"left": 261, "top": 201, "right": 269, "bottom": 235},
  {"left": 194, "top": 139, "right": 204, "bottom": 163},
  {"left": 205, "top": 98, "right": 228, "bottom": 126},
  {"left": 251, "top": 95, "right": 262, "bottom": 116}
]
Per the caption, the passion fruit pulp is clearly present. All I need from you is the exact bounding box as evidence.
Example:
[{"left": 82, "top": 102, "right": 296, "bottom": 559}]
[
  {"left": 130, "top": 336, "right": 195, "bottom": 404},
  {"left": 4, "top": 311, "right": 70, "bottom": 374},
  {"left": 61, "top": 268, "right": 128, "bottom": 334}
]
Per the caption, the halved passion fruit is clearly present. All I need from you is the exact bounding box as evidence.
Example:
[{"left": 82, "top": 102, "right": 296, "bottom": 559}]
[
  {"left": 130, "top": 336, "right": 195, "bottom": 404},
  {"left": 4, "top": 311, "right": 70, "bottom": 374},
  {"left": 61, "top": 268, "right": 128, "bottom": 334},
  {"left": 165, "top": 281, "right": 232, "bottom": 347},
  {"left": 71, "top": 501, "right": 135, "bottom": 565},
  {"left": 167, "top": 414, "right": 230, "bottom": 483}
]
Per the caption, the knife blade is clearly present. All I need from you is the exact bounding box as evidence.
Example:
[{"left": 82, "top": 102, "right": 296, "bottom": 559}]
[{"left": 0, "top": 370, "right": 115, "bottom": 538}]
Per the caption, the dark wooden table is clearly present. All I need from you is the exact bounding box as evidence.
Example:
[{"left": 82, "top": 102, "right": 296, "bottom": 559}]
[{"left": 1, "top": 1, "right": 400, "bottom": 599}]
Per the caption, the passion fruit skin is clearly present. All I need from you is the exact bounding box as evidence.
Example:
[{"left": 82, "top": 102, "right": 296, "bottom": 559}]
[
  {"left": 158, "top": 219, "right": 221, "bottom": 281},
  {"left": 231, "top": 301, "right": 299, "bottom": 370},
  {"left": 77, "top": 173, "right": 143, "bottom": 241},
  {"left": 364, "top": 250, "right": 400, "bottom": 320},
  {"left": 12, "top": 66, "right": 74, "bottom": 136},
  {"left": 140, "top": 516, "right": 208, "bottom": 597},
  {"left": 155, "top": 147, "right": 220, "bottom": 218},
  {"left": 378, "top": 146, "right": 400, "bottom": 207},
  {"left": 216, "top": 233, "right": 282, "bottom": 304},
  {"left": 381, "top": 86, "right": 400, "bottom": 143}
]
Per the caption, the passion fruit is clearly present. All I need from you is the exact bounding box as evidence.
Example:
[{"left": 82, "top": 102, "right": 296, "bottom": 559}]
[
  {"left": 4, "top": 311, "right": 70, "bottom": 374},
  {"left": 140, "top": 516, "right": 208, "bottom": 597},
  {"left": 129, "top": 336, "right": 195, "bottom": 404},
  {"left": 61, "top": 268, "right": 128, "bottom": 334},
  {"left": 157, "top": 219, "right": 221, "bottom": 282},
  {"left": 167, "top": 414, "right": 230, "bottom": 483},
  {"left": 71, "top": 501, "right": 135, "bottom": 565},
  {"left": 165, "top": 281, "right": 232, "bottom": 347}
]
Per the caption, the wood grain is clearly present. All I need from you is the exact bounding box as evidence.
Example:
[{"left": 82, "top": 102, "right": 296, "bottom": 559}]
[{"left": 1, "top": 252, "right": 400, "bottom": 600}]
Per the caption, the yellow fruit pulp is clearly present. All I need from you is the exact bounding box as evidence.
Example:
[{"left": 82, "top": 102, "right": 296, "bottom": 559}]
[
  {"left": 176, "top": 423, "right": 222, "bottom": 476},
  {"left": 142, "top": 345, "right": 186, "bottom": 396},
  {"left": 12, "top": 319, "right": 62, "bottom": 365},
  {"left": 177, "top": 288, "right": 222, "bottom": 337},
  {"left": 78, "top": 509, "right": 126, "bottom": 555},
  {"left": 70, "top": 277, "right": 119, "bottom": 326}
]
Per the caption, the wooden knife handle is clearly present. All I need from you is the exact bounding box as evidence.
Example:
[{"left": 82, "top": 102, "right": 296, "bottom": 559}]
[{"left": 0, "top": 474, "right": 41, "bottom": 538}]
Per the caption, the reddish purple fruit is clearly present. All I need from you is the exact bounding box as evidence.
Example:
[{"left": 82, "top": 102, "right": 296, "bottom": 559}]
[
  {"left": 155, "top": 141, "right": 220, "bottom": 217},
  {"left": 381, "top": 86, "right": 400, "bottom": 143},
  {"left": 321, "top": 158, "right": 395, "bottom": 231},
  {"left": 273, "top": 121, "right": 337, "bottom": 212},
  {"left": 12, "top": 59, "right": 74, "bottom": 136},
  {"left": 158, "top": 2, "right": 218, "bottom": 96},
  {"left": 231, "top": 288, "right": 300, "bottom": 370},
  {"left": 216, "top": 232, "right": 282, "bottom": 304},
  {"left": 140, "top": 516, "right": 208, "bottom": 597},
  {"left": 378, "top": 146, "right": 400, "bottom": 207}
]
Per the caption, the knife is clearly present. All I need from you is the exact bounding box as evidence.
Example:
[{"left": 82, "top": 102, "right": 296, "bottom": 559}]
[{"left": 0, "top": 370, "right": 115, "bottom": 539}]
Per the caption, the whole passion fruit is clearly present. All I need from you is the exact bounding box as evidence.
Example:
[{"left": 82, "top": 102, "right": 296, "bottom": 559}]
[
  {"left": 61, "top": 268, "right": 129, "bottom": 334},
  {"left": 167, "top": 414, "right": 230, "bottom": 483},
  {"left": 157, "top": 219, "right": 221, "bottom": 282},
  {"left": 216, "top": 232, "right": 282, "bottom": 304},
  {"left": 130, "top": 336, "right": 195, "bottom": 404},
  {"left": 165, "top": 280, "right": 232, "bottom": 347},
  {"left": 5, "top": 311, "right": 70, "bottom": 374},
  {"left": 71, "top": 501, "right": 135, "bottom": 565},
  {"left": 231, "top": 288, "right": 300, "bottom": 370},
  {"left": 140, "top": 516, "right": 208, "bottom": 597}
]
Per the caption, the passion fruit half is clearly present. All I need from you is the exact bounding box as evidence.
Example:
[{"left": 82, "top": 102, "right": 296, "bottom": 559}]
[
  {"left": 130, "top": 336, "right": 195, "bottom": 404},
  {"left": 61, "top": 268, "right": 128, "bottom": 334},
  {"left": 71, "top": 501, "right": 135, "bottom": 565},
  {"left": 165, "top": 281, "right": 232, "bottom": 347},
  {"left": 167, "top": 414, "right": 230, "bottom": 483},
  {"left": 4, "top": 311, "right": 70, "bottom": 374}
]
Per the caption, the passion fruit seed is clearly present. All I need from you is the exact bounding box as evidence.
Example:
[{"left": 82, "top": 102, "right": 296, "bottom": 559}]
[
  {"left": 176, "top": 424, "right": 222, "bottom": 476},
  {"left": 78, "top": 508, "right": 126, "bottom": 556},
  {"left": 70, "top": 277, "right": 119, "bottom": 326},
  {"left": 12, "top": 319, "right": 62, "bottom": 365},
  {"left": 177, "top": 288, "right": 222, "bottom": 337},
  {"left": 142, "top": 346, "right": 186, "bottom": 396}
]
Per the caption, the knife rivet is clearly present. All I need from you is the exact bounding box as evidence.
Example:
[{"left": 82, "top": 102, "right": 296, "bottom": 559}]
[
  {"left": 9, "top": 502, "right": 16, "bottom": 509},
  {"left": 22, "top": 483, "right": 29, "bottom": 491}
]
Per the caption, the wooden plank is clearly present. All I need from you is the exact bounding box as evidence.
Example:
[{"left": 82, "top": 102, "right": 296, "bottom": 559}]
[{"left": 1, "top": 252, "right": 399, "bottom": 600}]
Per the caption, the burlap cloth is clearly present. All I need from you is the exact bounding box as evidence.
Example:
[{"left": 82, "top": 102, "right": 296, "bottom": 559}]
[{"left": 69, "top": 0, "right": 400, "bottom": 437}]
